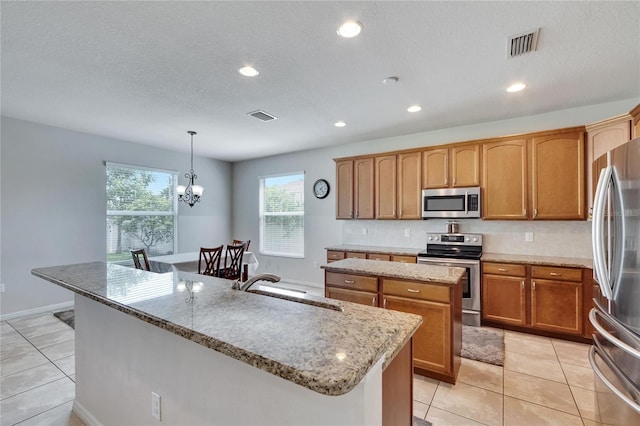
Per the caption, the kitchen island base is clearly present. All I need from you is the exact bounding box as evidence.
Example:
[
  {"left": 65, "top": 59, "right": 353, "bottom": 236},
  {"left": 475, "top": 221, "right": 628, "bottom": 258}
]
[{"left": 72, "top": 294, "right": 409, "bottom": 425}]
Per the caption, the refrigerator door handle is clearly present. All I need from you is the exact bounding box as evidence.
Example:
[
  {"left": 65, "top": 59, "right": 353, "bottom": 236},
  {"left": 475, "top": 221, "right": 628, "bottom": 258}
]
[
  {"left": 609, "top": 167, "right": 625, "bottom": 300},
  {"left": 592, "top": 166, "right": 613, "bottom": 300},
  {"left": 589, "top": 308, "right": 640, "bottom": 359},
  {"left": 589, "top": 346, "right": 640, "bottom": 413}
]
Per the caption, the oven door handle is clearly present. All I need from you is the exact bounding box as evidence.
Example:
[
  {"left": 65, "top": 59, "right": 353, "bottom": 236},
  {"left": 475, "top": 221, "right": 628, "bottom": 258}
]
[{"left": 418, "top": 257, "right": 479, "bottom": 266}]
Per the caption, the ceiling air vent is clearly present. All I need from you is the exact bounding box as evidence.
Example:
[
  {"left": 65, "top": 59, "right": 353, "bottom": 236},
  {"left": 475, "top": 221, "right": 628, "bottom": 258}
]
[
  {"left": 508, "top": 28, "right": 540, "bottom": 58},
  {"left": 248, "top": 110, "right": 278, "bottom": 122}
]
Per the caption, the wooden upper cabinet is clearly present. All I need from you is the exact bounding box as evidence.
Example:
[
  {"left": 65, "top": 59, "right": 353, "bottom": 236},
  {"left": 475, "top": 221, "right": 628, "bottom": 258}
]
[
  {"left": 451, "top": 144, "right": 480, "bottom": 187},
  {"left": 375, "top": 155, "right": 397, "bottom": 219},
  {"left": 482, "top": 139, "right": 528, "bottom": 219},
  {"left": 531, "top": 131, "right": 585, "bottom": 220},
  {"left": 586, "top": 115, "right": 631, "bottom": 215},
  {"left": 631, "top": 104, "right": 640, "bottom": 139},
  {"left": 335, "top": 160, "right": 354, "bottom": 219},
  {"left": 354, "top": 158, "right": 375, "bottom": 219},
  {"left": 422, "top": 148, "right": 449, "bottom": 188},
  {"left": 397, "top": 151, "right": 422, "bottom": 219}
]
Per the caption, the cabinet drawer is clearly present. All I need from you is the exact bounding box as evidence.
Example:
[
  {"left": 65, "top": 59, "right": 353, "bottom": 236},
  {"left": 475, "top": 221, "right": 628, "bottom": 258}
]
[
  {"left": 483, "top": 262, "right": 526, "bottom": 277},
  {"left": 382, "top": 279, "right": 450, "bottom": 303},
  {"left": 326, "top": 272, "right": 378, "bottom": 292},
  {"left": 391, "top": 255, "right": 417, "bottom": 264},
  {"left": 345, "top": 252, "right": 367, "bottom": 259},
  {"left": 327, "top": 251, "right": 345, "bottom": 261},
  {"left": 368, "top": 253, "right": 391, "bottom": 261},
  {"left": 531, "top": 266, "right": 582, "bottom": 282}
]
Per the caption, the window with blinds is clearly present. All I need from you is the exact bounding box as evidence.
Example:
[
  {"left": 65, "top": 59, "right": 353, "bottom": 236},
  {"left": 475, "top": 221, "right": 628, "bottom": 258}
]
[
  {"left": 259, "top": 172, "right": 304, "bottom": 258},
  {"left": 106, "top": 162, "right": 178, "bottom": 263}
]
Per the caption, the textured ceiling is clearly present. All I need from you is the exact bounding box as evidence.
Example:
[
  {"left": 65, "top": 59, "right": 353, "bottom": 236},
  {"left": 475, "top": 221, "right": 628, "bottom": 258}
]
[{"left": 2, "top": 1, "right": 639, "bottom": 162}]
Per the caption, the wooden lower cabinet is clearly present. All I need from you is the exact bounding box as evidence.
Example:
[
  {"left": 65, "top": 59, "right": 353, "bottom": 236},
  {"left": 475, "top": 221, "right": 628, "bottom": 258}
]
[
  {"left": 482, "top": 275, "right": 526, "bottom": 326},
  {"left": 482, "top": 262, "right": 589, "bottom": 340},
  {"left": 325, "top": 286, "right": 378, "bottom": 307},
  {"left": 384, "top": 295, "right": 451, "bottom": 375},
  {"left": 531, "top": 279, "right": 583, "bottom": 335}
]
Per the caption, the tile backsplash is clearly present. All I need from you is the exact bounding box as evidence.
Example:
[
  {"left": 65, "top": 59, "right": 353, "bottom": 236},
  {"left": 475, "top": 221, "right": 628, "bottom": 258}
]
[{"left": 342, "top": 219, "right": 592, "bottom": 259}]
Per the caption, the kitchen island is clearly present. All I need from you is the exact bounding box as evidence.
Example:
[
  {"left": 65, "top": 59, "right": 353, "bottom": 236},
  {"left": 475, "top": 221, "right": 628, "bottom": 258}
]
[
  {"left": 322, "top": 259, "right": 465, "bottom": 384},
  {"left": 32, "top": 262, "right": 422, "bottom": 425}
]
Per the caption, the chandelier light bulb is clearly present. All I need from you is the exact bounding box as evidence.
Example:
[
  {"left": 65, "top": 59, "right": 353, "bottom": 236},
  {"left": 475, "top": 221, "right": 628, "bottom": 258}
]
[
  {"left": 337, "top": 21, "right": 362, "bottom": 38},
  {"left": 178, "top": 131, "right": 203, "bottom": 207}
]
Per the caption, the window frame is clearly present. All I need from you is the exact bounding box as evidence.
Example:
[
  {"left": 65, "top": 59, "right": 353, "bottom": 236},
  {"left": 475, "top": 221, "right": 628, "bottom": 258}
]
[
  {"left": 106, "top": 162, "right": 179, "bottom": 262},
  {"left": 259, "top": 171, "right": 305, "bottom": 259}
]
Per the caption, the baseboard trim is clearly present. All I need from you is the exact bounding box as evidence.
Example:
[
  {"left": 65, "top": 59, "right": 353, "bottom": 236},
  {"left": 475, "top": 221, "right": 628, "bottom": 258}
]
[
  {"left": 73, "top": 399, "right": 103, "bottom": 426},
  {"left": 0, "top": 300, "right": 74, "bottom": 321}
]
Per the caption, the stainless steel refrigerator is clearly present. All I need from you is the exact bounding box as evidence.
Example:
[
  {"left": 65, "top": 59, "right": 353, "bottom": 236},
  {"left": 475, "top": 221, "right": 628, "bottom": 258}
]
[{"left": 591, "top": 136, "right": 640, "bottom": 424}]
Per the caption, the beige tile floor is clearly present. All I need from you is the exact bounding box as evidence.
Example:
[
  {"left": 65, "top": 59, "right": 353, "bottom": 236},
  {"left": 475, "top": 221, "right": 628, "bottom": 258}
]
[{"left": 1, "top": 292, "right": 596, "bottom": 425}]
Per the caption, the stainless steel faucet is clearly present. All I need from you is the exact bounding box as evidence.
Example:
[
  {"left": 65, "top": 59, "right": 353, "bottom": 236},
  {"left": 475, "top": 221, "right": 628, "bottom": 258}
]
[{"left": 231, "top": 273, "right": 281, "bottom": 291}]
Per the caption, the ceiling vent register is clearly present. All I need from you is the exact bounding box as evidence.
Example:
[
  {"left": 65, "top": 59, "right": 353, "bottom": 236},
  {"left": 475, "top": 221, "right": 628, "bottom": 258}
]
[
  {"left": 248, "top": 110, "right": 278, "bottom": 122},
  {"left": 508, "top": 28, "right": 540, "bottom": 58}
]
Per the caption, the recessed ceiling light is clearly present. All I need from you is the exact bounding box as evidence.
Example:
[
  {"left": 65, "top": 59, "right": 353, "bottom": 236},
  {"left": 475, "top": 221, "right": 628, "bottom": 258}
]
[
  {"left": 407, "top": 105, "right": 422, "bottom": 113},
  {"left": 382, "top": 76, "right": 399, "bottom": 85},
  {"left": 506, "top": 82, "right": 526, "bottom": 93},
  {"left": 334, "top": 121, "right": 347, "bottom": 128},
  {"left": 337, "top": 21, "right": 362, "bottom": 38},
  {"left": 238, "top": 66, "right": 259, "bottom": 77}
]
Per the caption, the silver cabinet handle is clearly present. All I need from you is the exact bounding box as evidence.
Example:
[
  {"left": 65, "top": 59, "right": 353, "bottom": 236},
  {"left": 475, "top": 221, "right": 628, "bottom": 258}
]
[
  {"left": 399, "top": 260, "right": 407, "bottom": 263},
  {"left": 407, "top": 288, "right": 420, "bottom": 293},
  {"left": 344, "top": 279, "right": 355, "bottom": 284},
  {"left": 498, "top": 268, "right": 509, "bottom": 272},
  {"left": 532, "top": 281, "right": 536, "bottom": 290},
  {"left": 453, "top": 177, "right": 457, "bottom": 186},
  {"left": 521, "top": 281, "right": 525, "bottom": 289},
  {"left": 523, "top": 208, "right": 527, "bottom": 216},
  {"left": 372, "top": 296, "right": 377, "bottom": 306},
  {"left": 534, "top": 208, "right": 538, "bottom": 218},
  {"left": 383, "top": 298, "right": 387, "bottom": 309},
  {"left": 549, "top": 272, "right": 562, "bottom": 276}
]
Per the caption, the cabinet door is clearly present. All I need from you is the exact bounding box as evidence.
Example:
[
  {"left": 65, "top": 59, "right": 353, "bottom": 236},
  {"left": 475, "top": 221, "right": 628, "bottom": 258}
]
[
  {"left": 451, "top": 144, "right": 480, "bottom": 187},
  {"left": 376, "top": 155, "right": 397, "bottom": 219},
  {"left": 326, "top": 286, "right": 378, "bottom": 307},
  {"left": 531, "top": 132, "right": 585, "bottom": 219},
  {"left": 631, "top": 104, "right": 640, "bottom": 139},
  {"left": 482, "top": 139, "right": 528, "bottom": 219},
  {"left": 385, "top": 295, "right": 451, "bottom": 374},
  {"left": 391, "top": 255, "right": 416, "bottom": 264},
  {"left": 368, "top": 253, "right": 391, "bottom": 261},
  {"left": 345, "top": 251, "right": 367, "bottom": 259},
  {"left": 482, "top": 274, "right": 526, "bottom": 326},
  {"left": 531, "top": 279, "right": 583, "bottom": 335},
  {"left": 397, "top": 152, "right": 422, "bottom": 219},
  {"left": 335, "top": 160, "right": 353, "bottom": 219},
  {"left": 422, "top": 148, "right": 449, "bottom": 189},
  {"left": 354, "top": 158, "right": 375, "bottom": 219}
]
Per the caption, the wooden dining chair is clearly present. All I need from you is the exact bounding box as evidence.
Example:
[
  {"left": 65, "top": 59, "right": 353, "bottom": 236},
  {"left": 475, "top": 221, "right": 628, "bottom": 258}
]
[
  {"left": 199, "top": 245, "right": 223, "bottom": 276},
  {"left": 232, "top": 239, "right": 251, "bottom": 251},
  {"left": 219, "top": 243, "right": 246, "bottom": 280},
  {"left": 130, "top": 248, "right": 151, "bottom": 271}
]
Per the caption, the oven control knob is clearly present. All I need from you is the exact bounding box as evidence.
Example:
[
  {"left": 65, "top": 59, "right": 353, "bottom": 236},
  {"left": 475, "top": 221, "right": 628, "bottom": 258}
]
[
  {"left": 465, "top": 237, "right": 470, "bottom": 242},
  {"left": 428, "top": 236, "right": 433, "bottom": 241},
  {"left": 472, "top": 237, "right": 478, "bottom": 242}
]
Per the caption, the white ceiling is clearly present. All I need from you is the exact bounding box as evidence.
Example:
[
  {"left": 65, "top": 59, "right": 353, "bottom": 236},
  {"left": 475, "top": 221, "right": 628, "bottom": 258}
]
[{"left": 2, "top": 1, "right": 639, "bottom": 162}]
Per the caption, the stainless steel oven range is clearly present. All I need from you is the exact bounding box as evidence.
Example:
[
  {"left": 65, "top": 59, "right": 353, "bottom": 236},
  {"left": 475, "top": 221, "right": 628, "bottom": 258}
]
[{"left": 417, "top": 233, "right": 482, "bottom": 326}]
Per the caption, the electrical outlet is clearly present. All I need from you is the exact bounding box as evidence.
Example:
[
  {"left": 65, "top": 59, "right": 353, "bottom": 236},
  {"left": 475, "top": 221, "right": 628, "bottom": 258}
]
[
  {"left": 404, "top": 228, "right": 411, "bottom": 237},
  {"left": 362, "top": 228, "right": 368, "bottom": 235},
  {"left": 151, "top": 392, "right": 161, "bottom": 421},
  {"left": 525, "top": 232, "right": 534, "bottom": 242}
]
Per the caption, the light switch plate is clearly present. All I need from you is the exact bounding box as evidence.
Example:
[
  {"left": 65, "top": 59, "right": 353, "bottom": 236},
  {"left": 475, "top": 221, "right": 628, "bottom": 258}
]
[
  {"left": 525, "top": 232, "right": 534, "bottom": 242},
  {"left": 404, "top": 228, "right": 411, "bottom": 237}
]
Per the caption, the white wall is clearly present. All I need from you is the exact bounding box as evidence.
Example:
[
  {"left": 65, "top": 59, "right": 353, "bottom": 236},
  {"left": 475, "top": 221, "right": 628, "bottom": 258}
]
[
  {"left": 0, "top": 117, "right": 232, "bottom": 316},
  {"left": 232, "top": 98, "right": 639, "bottom": 285}
]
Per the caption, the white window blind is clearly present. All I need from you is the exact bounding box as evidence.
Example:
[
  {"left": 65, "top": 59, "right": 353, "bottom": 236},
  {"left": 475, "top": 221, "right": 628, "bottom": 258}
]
[
  {"left": 106, "top": 162, "right": 178, "bottom": 263},
  {"left": 259, "top": 173, "right": 304, "bottom": 258}
]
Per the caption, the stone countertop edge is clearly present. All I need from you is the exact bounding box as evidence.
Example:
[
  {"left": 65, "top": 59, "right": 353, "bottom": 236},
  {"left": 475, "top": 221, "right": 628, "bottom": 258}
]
[
  {"left": 322, "top": 258, "right": 465, "bottom": 286},
  {"left": 481, "top": 252, "right": 593, "bottom": 269},
  {"left": 31, "top": 265, "right": 421, "bottom": 396}
]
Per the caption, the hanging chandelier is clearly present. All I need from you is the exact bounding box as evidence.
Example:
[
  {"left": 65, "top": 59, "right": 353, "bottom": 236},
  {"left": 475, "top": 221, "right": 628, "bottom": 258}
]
[{"left": 176, "top": 130, "right": 204, "bottom": 207}]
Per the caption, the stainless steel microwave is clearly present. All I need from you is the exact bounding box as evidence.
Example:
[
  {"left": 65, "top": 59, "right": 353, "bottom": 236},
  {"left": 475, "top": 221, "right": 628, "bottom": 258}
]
[{"left": 421, "top": 187, "right": 481, "bottom": 219}]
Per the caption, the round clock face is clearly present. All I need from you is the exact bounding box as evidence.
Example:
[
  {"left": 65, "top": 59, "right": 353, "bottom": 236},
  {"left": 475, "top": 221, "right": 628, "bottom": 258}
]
[{"left": 313, "top": 179, "right": 330, "bottom": 199}]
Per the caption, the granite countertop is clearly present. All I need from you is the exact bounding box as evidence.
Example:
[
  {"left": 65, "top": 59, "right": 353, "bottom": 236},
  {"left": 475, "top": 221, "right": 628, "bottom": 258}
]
[
  {"left": 325, "top": 244, "right": 423, "bottom": 256},
  {"left": 481, "top": 253, "right": 593, "bottom": 269},
  {"left": 31, "top": 262, "right": 422, "bottom": 397},
  {"left": 322, "top": 258, "right": 465, "bottom": 286}
]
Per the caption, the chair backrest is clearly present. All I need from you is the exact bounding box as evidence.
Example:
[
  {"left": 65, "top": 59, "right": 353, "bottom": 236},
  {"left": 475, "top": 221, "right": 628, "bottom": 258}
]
[
  {"left": 130, "top": 248, "right": 150, "bottom": 271},
  {"left": 222, "top": 243, "right": 246, "bottom": 280},
  {"left": 232, "top": 239, "right": 251, "bottom": 251},
  {"left": 199, "top": 245, "right": 223, "bottom": 276}
]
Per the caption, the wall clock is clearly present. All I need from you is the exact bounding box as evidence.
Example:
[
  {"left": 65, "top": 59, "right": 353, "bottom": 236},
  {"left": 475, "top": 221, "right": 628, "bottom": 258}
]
[{"left": 313, "top": 179, "right": 330, "bottom": 199}]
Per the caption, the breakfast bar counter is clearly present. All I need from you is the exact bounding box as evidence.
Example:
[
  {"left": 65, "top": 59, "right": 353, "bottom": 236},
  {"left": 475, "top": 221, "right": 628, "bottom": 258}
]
[{"left": 32, "top": 262, "right": 422, "bottom": 425}]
